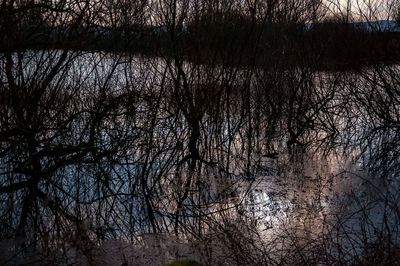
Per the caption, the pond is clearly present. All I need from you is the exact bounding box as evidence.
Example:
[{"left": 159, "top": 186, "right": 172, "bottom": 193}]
[{"left": 0, "top": 50, "right": 399, "bottom": 265}]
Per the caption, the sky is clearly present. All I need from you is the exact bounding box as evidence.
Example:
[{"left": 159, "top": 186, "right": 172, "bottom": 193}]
[{"left": 326, "top": 0, "right": 397, "bottom": 21}]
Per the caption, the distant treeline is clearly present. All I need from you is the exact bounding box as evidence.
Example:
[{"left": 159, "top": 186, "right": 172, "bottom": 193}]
[{"left": 2, "top": 17, "right": 400, "bottom": 69}]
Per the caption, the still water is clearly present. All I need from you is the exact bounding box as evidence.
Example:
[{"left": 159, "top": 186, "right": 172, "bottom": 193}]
[{"left": 0, "top": 50, "right": 399, "bottom": 264}]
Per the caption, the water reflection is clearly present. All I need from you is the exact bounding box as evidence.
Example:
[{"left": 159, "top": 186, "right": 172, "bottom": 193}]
[{"left": 0, "top": 51, "right": 399, "bottom": 264}]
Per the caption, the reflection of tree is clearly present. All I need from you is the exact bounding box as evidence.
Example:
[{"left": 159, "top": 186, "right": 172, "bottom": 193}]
[{"left": 1, "top": 0, "right": 400, "bottom": 265}]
